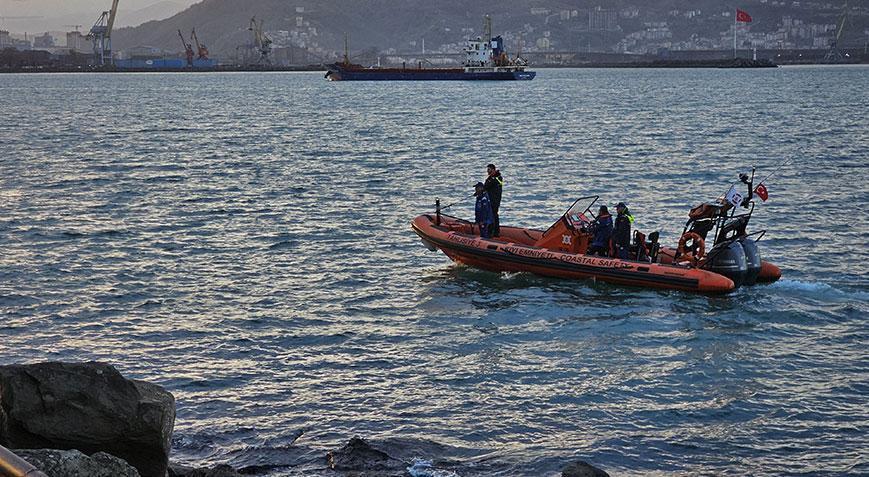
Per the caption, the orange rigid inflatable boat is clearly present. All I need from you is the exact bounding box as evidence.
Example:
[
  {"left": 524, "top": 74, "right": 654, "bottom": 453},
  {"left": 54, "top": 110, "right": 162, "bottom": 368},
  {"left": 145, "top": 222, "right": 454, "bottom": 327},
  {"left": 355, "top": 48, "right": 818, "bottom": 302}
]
[{"left": 412, "top": 195, "right": 781, "bottom": 294}]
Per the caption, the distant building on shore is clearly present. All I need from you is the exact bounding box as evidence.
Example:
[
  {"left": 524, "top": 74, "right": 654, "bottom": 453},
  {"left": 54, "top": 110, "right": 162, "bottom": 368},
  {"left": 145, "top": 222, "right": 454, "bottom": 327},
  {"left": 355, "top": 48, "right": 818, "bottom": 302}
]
[
  {"left": 34, "top": 32, "right": 55, "bottom": 48},
  {"left": 589, "top": 7, "right": 619, "bottom": 32},
  {"left": 2, "top": 33, "right": 32, "bottom": 51},
  {"left": 66, "top": 31, "right": 89, "bottom": 53}
]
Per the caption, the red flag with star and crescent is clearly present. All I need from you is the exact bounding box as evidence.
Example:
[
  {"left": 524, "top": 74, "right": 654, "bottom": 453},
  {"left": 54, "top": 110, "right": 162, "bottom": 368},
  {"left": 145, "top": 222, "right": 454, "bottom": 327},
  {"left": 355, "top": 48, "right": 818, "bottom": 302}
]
[
  {"left": 736, "top": 9, "right": 753, "bottom": 23},
  {"left": 754, "top": 183, "right": 769, "bottom": 202}
]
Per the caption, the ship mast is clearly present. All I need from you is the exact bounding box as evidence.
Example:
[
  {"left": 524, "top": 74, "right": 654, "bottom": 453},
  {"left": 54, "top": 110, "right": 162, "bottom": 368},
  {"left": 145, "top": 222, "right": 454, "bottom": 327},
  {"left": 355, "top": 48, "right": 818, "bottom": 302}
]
[
  {"left": 516, "top": 33, "right": 522, "bottom": 59},
  {"left": 483, "top": 15, "right": 492, "bottom": 43},
  {"left": 343, "top": 32, "right": 350, "bottom": 65}
]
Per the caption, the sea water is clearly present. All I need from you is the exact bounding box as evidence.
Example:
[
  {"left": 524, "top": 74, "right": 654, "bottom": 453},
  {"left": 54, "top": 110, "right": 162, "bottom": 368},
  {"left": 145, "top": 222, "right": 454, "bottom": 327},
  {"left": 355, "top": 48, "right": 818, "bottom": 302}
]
[{"left": 1, "top": 67, "right": 867, "bottom": 475}]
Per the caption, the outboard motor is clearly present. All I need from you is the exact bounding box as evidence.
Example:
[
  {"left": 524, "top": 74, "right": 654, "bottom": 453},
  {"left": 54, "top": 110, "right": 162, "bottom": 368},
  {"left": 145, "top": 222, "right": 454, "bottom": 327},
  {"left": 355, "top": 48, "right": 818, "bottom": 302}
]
[
  {"left": 739, "top": 236, "right": 762, "bottom": 285},
  {"left": 703, "top": 240, "right": 748, "bottom": 288}
]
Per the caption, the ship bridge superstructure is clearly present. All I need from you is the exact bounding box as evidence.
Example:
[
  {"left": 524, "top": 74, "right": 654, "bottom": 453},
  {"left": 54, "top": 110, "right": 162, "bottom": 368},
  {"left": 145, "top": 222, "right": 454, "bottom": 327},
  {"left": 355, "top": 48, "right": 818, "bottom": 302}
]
[{"left": 462, "top": 15, "right": 528, "bottom": 73}]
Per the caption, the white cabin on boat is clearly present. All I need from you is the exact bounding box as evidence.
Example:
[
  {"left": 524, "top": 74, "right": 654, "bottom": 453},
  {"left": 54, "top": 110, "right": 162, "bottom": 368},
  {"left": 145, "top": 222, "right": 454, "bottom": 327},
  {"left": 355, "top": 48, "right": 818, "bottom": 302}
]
[{"left": 462, "top": 34, "right": 528, "bottom": 73}]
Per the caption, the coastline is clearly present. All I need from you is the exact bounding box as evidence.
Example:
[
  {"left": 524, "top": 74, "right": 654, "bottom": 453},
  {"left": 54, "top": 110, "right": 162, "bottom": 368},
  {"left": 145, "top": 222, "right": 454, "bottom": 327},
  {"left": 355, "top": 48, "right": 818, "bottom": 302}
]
[
  {"left": 0, "top": 64, "right": 326, "bottom": 74},
  {"left": 0, "top": 362, "right": 612, "bottom": 477},
  {"left": 4, "top": 56, "right": 869, "bottom": 74}
]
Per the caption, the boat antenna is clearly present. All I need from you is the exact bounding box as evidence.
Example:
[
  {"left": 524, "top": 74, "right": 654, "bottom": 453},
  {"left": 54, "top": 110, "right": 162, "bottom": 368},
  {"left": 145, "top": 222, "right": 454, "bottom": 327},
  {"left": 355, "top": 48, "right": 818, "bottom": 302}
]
[
  {"left": 755, "top": 156, "right": 795, "bottom": 186},
  {"left": 343, "top": 32, "right": 349, "bottom": 65}
]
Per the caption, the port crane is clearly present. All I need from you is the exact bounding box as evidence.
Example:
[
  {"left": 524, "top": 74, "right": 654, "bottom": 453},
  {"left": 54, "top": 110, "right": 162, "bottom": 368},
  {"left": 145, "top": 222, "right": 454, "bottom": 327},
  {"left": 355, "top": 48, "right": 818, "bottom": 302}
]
[
  {"left": 248, "top": 16, "right": 272, "bottom": 64},
  {"left": 191, "top": 28, "right": 209, "bottom": 60},
  {"left": 86, "top": 0, "right": 119, "bottom": 66},
  {"left": 178, "top": 29, "right": 194, "bottom": 66},
  {"left": 824, "top": 1, "right": 850, "bottom": 63}
]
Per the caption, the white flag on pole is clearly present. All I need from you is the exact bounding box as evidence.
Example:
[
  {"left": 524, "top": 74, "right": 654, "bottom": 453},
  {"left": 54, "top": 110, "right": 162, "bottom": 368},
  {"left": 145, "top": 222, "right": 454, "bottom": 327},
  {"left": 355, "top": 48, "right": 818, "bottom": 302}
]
[{"left": 725, "top": 185, "right": 744, "bottom": 207}]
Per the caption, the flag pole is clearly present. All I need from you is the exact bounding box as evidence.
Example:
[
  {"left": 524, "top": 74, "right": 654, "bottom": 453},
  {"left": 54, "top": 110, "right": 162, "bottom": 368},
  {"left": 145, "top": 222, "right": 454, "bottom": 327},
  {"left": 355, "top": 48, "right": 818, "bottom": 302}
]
[{"left": 733, "top": 10, "right": 737, "bottom": 58}]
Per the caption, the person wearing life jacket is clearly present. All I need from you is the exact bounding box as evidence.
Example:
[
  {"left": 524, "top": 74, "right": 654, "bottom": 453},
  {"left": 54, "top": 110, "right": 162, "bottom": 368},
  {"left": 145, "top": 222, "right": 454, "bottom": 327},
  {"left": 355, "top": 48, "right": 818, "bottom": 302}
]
[
  {"left": 613, "top": 202, "right": 634, "bottom": 259},
  {"left": 587, "top": 205, "right": 613, "bottom": 256},
  {"left": 474, "top": 182, "right": 495, "bottom": 239},
  {"left": 484, "top": 164, "right": 504, "bottom": 237}
]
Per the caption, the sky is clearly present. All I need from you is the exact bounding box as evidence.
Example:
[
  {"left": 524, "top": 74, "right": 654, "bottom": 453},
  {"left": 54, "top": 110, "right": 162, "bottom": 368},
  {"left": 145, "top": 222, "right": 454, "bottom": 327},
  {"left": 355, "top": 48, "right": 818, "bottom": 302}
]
[{"left": 0, "top": 0, "right": 200, "bottom": 32}]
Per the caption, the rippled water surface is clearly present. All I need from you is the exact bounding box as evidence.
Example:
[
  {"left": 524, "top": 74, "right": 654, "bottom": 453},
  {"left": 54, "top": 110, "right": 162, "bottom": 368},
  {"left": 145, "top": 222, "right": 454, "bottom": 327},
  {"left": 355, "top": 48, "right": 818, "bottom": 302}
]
[{"left": 1, "top": 67, "right": 868, "bottom": 476}]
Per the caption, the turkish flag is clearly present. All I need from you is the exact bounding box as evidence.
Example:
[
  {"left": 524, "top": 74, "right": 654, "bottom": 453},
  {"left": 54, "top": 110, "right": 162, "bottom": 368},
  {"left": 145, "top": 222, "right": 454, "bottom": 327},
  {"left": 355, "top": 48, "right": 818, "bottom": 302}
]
[
  {"left": 736, "top": 9, "right": 753, "bottom": 23},
  {"left": 754, "top": 183, "right": 769, "bottom": 202}
]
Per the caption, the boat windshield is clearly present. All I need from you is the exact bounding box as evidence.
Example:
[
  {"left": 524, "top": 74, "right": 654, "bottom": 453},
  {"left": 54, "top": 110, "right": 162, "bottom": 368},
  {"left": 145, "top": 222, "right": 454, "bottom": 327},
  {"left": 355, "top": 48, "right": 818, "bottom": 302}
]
[{"left": 564, "top": 196, "right": 599, "bottom": 227}]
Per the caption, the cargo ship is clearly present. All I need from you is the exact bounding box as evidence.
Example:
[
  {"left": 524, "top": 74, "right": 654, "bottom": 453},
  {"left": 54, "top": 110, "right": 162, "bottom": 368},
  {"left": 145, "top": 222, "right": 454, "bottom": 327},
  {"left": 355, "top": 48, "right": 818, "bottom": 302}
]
[{"left": 326, "top": 19, "right": 535, "bottom": 81}]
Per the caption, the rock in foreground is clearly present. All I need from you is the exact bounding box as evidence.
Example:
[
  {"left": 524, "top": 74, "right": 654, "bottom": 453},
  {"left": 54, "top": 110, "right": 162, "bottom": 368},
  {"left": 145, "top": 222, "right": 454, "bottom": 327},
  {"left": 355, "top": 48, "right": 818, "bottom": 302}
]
[
  {"left": 562, "top": 460, "right": 610, "bottom": 477},
  {"left": 13, "top": 449, "right": 140, "bottom": 477},
  {"left": 0, "top": 362, "right": 175, "bottom": 477},
  {"left": 327, "top": 436, "right": 407, "bottom": 474}
]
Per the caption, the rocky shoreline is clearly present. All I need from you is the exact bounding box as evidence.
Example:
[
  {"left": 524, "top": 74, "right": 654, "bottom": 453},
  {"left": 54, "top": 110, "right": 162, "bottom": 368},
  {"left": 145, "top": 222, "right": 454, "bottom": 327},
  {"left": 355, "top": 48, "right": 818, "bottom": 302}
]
[{"left": 0, "top": 362, "right": 610, "bottom": 477}]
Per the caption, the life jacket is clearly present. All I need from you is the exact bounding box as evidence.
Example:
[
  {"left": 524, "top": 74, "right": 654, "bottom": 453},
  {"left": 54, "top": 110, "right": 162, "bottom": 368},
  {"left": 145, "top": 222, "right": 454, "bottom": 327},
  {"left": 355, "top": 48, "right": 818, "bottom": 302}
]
[{"left": 623, "top": 207, "right": 635, "bottom": 224}]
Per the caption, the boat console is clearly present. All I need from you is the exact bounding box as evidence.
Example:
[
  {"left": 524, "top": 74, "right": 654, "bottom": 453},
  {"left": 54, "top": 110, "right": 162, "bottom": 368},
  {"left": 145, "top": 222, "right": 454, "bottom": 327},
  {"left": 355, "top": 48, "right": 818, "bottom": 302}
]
[{"left": 533, "top": 196, "right": 598, "bottom": 254}]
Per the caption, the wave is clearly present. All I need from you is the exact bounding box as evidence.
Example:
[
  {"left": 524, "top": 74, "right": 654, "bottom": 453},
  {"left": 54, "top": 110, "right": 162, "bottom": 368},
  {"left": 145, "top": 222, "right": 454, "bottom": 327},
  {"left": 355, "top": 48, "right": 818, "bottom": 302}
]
[
  {"left": 770, "top": 279, "right": 869, "bottom": 301},
  {"left": 408, "top": 459, "right": 461, "bottom": 477},
  {"left": 773, "top": 279, "right": 836, "bottom": 293},
  {"left": 268, "top": 240, "right": 298, "bottom": 250},
  {"left": 144, "top": 175, "right": 186, "bottom": 182}
]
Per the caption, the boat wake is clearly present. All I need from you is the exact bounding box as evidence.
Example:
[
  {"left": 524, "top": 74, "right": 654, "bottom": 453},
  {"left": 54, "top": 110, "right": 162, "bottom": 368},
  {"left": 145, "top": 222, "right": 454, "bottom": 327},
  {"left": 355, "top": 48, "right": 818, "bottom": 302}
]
[{"left": 770, "top": 279, "right": 869, "bottom": 301}]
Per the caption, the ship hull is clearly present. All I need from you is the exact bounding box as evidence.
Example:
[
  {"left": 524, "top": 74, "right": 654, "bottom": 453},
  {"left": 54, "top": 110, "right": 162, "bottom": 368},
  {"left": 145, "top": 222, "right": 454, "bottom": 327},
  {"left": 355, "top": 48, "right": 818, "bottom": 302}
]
[{"left": 326, "top": 66, "right": 535, "bottom": 81}]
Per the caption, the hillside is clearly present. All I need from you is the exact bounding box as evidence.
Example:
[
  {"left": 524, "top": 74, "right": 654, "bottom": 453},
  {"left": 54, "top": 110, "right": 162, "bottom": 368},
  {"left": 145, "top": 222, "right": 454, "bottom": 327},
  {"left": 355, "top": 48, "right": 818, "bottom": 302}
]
[
  {"left": 112, "top": 0, "right": 868, "bottom": 61},
  {"left": 117, "top": 1, "right": 187, "bottom": 28}
]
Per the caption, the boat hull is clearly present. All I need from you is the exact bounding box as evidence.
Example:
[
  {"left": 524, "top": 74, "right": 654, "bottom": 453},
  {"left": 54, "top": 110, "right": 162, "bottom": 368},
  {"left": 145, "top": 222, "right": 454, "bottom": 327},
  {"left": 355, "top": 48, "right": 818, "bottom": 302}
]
[
  {"left": 412, "top": 214, "right": 734, "bottom": 293},
  {"left": 326, "top": 66, "right": 536, "bottom": 81}
]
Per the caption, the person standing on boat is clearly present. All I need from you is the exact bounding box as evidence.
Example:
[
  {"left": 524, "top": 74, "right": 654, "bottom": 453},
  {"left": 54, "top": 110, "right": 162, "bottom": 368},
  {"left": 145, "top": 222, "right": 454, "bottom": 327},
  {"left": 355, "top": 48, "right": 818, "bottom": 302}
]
[
  {"left": 484, "top": 164, "right": 504, "bottom": 237},
  {"left": 587, "top": 205, "right": 613, "bottom": 256},
  {"left": 613, "top": 202, "right": 634, "bottom": 260},
  {"left": 474, "top": 182, "right": 495, "bottom": 239}
]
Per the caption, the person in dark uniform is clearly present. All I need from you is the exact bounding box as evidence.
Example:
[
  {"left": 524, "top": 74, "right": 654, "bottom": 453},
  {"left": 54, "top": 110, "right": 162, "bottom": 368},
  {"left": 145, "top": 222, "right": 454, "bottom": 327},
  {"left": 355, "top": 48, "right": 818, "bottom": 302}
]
[
  {"left": 483, "top": 164, "right": 504, "bottom": 237},
  {"left": 613, "top": 202, "right": 634, "bottom": 259},
  {"left": 474, "top": 182, "right": 495, "bottom": 239},
  {"left": 587, "top": 205, "right": 613, "bottom": 256}
]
